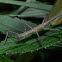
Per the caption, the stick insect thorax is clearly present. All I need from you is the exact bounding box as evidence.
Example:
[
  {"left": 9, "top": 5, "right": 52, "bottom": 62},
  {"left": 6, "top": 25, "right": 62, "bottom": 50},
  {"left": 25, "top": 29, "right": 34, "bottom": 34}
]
[{"left": 17, "top": 12, "right": 62, "bottom": 39}]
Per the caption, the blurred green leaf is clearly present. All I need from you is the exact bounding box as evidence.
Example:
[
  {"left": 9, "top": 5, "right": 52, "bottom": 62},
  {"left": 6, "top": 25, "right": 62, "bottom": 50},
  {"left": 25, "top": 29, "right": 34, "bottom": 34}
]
[
  {"left": 0, "top": 55, "right": 14, "bottom": 62},
  {"left": 11, "top": 8, "right": 48, "bottom": 18},
  {"left": 12, "top": 0, "right": 36, "bottom": 14},
  {"left": 0, "top": 0, "right": 53, "bottom": 11}
]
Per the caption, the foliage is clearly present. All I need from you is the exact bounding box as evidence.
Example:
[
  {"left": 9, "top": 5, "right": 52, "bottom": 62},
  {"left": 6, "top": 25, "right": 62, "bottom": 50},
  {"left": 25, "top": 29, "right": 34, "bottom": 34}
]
[
  {"left": 44, "top": 0, "right": 62, "bottom": 25},
  {"left": 0, "top": 54, "right": 14, "bottom": 62},
  {"left": 0, "top": 25, "right": 62, "bottom": 54},
  {"left": 0, "top": 0, "right": 62, "bottom": 62},
  {"left": 15, "top": 51, "right": 37, "bottom": 62}
]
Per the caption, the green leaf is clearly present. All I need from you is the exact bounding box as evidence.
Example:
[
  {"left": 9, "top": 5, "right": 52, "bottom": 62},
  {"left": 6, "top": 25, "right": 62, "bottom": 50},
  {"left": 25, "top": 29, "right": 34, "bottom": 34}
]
[
  {"left": 12, "top": 0, "right": 36, "bottom": 14},
  {"left": 0, "top": 0, "right": 53, "bottom": 11},
  {"left": 0, "top": 25, "right": 62, "bottom": 54},
  {"left": 0, "top": 16, "right": 36, "bottom": 36},
  {"left": 11, "top": 8, "right": 48, "bottom": 18},
  {"left": 0, "top": 55, "right": 14, "bottom": 62}
]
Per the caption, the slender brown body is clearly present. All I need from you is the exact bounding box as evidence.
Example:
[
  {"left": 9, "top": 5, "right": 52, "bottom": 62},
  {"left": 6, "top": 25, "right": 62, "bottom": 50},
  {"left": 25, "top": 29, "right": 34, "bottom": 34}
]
[{"left": 18, "top": 12, "right": 62, "bottom": 38}]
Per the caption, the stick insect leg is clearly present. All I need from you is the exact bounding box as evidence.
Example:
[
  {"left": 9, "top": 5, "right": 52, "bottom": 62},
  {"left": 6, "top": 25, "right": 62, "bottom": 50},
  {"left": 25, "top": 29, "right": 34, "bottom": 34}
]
[
  {"left": 35, "top": 31, "right": 42, "bottom": 48},
  {"left": 24, "top": 23, "right": 42, "bottom": 48},
  {"left": 0, "top": 31, "right": 8, "bottom": 45},
  {"left": 0, "top": 31, "right": 19, "bottom": 45},
  {"left": 43, "top": 28, "right": 60, "bottom": 41},
  {"left": 2, "top": 34, "right": 25, "bottom": 54},
  {"left": 42, "top": 14, "right": 48, "bottom": 24},
  {"left": 2, "top": 40, "right": 20, "bottom": 54},
  {"left": 24, "top": 23, "right": 27, "bottom": 32}
]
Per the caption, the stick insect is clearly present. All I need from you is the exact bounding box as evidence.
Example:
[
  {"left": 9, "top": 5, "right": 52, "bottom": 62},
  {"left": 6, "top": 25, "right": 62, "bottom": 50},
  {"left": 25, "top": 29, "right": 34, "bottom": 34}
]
[{"left": 1, "top": 12, "right": 62, "bottom": 54}]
